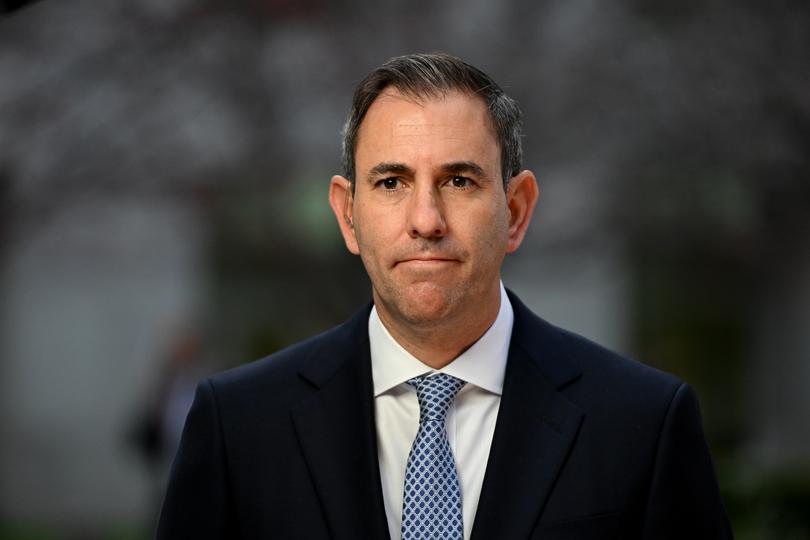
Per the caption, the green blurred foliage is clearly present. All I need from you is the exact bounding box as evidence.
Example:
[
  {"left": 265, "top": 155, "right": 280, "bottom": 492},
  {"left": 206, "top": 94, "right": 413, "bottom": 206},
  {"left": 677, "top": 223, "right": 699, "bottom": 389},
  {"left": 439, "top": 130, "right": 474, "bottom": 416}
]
[{"left": 721, "top": 463, "right": 810, "bottom": 539}]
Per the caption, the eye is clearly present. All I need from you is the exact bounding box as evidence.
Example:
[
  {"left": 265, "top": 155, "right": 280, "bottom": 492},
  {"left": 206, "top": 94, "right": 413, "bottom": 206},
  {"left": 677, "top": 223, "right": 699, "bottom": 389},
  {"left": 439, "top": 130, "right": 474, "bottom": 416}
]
[
  {"left": 450, "top": 175, "right": 471, "bottom": 188},
  {"left": 378, "top": 177, "right": 401, "bottom": 190}
]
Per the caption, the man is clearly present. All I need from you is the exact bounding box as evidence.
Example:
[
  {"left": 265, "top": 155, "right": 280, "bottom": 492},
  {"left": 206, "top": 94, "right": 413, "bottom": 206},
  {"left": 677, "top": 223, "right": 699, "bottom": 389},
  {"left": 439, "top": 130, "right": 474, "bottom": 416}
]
[{"left": 157, "top": 53, "right": 733, "bottom": 539}]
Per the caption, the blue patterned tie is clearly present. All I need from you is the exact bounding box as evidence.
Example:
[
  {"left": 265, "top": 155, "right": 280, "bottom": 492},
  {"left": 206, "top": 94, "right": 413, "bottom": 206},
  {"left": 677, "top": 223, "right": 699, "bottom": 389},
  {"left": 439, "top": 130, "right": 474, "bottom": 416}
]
[{"left": 401, "top": 373, "right": 466, "bottom": 540}]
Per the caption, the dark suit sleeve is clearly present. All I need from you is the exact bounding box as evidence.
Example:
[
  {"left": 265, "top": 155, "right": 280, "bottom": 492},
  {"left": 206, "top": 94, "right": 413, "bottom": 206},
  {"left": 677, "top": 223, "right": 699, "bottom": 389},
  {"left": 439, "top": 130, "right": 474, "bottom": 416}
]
[
  {"left": 640, "top": 383, "right": 733, "bottom": 539},
  {"left": 156, "top": 379, "right": 235, "bottom": 539}
]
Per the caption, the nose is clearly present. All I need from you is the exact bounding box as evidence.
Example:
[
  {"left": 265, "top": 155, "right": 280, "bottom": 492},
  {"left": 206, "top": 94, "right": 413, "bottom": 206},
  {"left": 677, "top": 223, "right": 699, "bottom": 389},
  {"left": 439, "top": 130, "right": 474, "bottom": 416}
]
[{"left": 407, "top": 183, "right": 447, "bottom": 239}]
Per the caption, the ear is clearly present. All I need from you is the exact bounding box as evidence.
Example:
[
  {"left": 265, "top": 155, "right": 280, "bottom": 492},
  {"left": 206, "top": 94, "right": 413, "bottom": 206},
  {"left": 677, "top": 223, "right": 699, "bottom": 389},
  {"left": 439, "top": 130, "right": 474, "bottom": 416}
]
[
  {"left": 328, "top": 175, "right": 360, "bottom": 255},
  {"left": 505, "top": 170, "right": 539, "bottom": 253}
]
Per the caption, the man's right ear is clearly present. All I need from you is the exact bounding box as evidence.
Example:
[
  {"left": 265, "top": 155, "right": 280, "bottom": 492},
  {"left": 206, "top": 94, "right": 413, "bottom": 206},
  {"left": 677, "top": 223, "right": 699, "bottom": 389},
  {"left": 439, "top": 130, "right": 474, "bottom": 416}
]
[{"left": 328, "top": 175, "right": 360, "bottom": 255}]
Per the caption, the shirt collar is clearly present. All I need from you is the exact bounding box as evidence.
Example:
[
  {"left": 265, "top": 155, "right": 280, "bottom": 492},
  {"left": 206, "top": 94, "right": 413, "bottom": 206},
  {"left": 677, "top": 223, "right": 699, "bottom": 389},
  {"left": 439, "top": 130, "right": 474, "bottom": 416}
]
[{"left": 369, "top": 282, "right": 514, "bottom": 397}]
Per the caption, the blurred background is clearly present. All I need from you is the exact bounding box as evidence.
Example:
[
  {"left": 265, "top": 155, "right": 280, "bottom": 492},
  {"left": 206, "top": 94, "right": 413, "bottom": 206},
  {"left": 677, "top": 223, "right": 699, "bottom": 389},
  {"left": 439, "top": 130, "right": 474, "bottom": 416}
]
[{"left": 1, "top": 0, "right": 808, "bottom": 538}]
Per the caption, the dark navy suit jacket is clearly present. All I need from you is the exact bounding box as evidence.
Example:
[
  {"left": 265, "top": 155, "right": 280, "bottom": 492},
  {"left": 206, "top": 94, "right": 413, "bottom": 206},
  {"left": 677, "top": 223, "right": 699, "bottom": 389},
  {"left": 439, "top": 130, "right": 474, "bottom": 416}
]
[{"left": 157, "top": 291, "right": 733, "bottom": 539}]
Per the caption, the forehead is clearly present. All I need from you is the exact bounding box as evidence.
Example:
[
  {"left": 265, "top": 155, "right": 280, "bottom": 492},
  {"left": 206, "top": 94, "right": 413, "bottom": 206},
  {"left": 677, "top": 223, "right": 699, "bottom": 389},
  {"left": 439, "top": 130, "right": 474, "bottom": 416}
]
[{"left": 354, "top": 88, "right": 499, "bottom": 172}]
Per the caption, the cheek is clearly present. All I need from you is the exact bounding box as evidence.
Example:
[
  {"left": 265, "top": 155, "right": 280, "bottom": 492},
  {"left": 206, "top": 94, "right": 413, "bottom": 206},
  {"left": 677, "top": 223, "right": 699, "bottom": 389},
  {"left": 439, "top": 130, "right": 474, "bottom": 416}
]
[
  {"left": 355, "top": 227, "right": 387, "bottom": 272},
  {"left": 478, "top": 208, "right": 511, "bottom": 256},
  {"left": 356, "top": 205, "right": 402, "bottom": 244}
]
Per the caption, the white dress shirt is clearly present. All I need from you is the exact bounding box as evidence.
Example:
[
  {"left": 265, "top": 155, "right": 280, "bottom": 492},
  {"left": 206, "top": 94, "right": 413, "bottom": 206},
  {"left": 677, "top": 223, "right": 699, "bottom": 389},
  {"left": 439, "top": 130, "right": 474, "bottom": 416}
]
[{"left": 369, "top": 283, "right": 514, "bottom": 540}]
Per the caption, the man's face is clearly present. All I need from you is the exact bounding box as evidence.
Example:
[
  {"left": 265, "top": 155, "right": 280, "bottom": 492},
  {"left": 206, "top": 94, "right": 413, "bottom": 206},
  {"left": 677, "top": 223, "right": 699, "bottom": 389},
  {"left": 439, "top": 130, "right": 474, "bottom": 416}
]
[{"left": 330, "top": 89, "right": 535, "bottom": 329}]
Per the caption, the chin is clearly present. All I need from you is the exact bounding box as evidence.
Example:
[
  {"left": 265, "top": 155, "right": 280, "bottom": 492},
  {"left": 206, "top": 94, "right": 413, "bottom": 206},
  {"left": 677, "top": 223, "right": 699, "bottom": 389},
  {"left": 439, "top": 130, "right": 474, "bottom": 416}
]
[{"left": 396, "top": 282, "right": 458, "bottom": 324}]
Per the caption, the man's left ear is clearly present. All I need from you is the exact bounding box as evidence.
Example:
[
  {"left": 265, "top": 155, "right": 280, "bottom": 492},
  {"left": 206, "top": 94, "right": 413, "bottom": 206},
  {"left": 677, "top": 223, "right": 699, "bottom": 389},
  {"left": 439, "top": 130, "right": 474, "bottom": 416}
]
[{"left": 505, "top": 170, "right": 539, "bottom": 253}]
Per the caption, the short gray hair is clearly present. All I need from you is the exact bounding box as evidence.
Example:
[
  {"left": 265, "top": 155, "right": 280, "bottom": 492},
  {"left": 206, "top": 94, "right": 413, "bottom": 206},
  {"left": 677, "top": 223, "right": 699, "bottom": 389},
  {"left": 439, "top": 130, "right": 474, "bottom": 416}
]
[{"left": 341, "top": 53, "right": 523, "bottom": 187}]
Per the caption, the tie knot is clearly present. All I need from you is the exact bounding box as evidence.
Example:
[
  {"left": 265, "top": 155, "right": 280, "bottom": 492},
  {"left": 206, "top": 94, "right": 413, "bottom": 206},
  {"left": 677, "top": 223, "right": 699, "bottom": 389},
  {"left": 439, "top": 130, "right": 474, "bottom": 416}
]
[{"left": 407, "top": 373, "right": 465, "bottom": 422}]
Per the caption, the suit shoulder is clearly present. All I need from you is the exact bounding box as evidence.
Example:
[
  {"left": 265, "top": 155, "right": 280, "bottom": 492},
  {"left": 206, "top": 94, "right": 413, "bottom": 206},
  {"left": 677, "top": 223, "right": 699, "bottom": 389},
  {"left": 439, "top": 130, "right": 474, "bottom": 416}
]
[
  {"left": 558, "top": 325, "right": 680, "bottom": 389},
  {"left": 508, "top": 290, "right": 681, "bottom": 398},
  {"left": 212, "top": 332, "right": 324, "bottom": 388},
  {"left": 546, "top": 325, "right": 690, "bottom": 425},
  {"left": 206, "top": 306, "right": 370, "bottom": 403}
]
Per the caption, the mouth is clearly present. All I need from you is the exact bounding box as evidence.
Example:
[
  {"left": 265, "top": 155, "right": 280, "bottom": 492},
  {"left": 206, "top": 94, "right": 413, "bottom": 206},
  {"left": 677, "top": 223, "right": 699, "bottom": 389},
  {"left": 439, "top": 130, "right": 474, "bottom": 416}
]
[{"left": 395, "top": 256, "right": 459, "bottom": 267}]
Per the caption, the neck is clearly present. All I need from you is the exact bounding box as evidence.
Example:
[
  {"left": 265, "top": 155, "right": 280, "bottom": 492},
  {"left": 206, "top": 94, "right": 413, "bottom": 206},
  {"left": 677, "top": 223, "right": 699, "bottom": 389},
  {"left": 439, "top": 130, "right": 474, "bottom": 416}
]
[{"left": 374, "top": 286, "right": 502, "bottom": 369}]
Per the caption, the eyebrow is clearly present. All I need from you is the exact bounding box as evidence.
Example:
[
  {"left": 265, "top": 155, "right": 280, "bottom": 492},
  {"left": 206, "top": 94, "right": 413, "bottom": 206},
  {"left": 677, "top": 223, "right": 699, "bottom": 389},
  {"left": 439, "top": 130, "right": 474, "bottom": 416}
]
[
  {"left": 440, "top": 161, "right": 486, "bottom": 178},
  {"left": 366, "top": 160, "right": 486, "bottom": 181},
  {"left": 367, "top": 162, "right": 413, "bottom": 180}
]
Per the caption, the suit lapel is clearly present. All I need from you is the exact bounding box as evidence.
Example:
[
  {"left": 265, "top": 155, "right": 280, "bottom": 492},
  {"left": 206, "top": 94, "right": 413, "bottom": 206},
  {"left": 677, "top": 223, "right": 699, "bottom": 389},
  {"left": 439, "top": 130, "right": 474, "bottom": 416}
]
[
  {"left": 471, "top": 293, "right": 585, "bottom": 540},
  {"left": 290, "top": 306, "right": 391, "bottom": 540}
]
